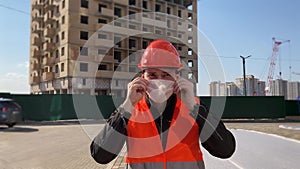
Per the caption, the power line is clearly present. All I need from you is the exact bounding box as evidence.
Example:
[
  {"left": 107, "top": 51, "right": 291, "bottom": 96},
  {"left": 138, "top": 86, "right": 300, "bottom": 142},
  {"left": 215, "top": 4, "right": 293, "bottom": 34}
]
[
  {"left": 199, "top": 54, "right": 300, "bottom": 62},
  {"left": 0, "top": 3, "right": 30, "bottom": 15}
]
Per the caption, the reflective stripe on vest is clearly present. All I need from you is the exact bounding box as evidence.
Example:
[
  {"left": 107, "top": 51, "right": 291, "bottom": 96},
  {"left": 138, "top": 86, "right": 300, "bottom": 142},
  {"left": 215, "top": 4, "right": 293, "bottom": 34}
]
[{"left": 126, "top": 96, "right": 203, "bottom": 166}]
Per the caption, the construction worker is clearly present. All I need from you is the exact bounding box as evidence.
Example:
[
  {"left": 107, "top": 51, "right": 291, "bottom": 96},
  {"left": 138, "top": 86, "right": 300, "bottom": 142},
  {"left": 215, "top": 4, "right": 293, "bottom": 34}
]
[{"left": 90, "top": 40, "right": 235, "bottom": 169}]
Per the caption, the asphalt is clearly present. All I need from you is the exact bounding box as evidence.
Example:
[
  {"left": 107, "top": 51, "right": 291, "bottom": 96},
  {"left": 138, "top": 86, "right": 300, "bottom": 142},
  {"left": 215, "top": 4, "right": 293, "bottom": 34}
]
[{"left": 0, "top": 119, "right": 300, "bottom": 169}]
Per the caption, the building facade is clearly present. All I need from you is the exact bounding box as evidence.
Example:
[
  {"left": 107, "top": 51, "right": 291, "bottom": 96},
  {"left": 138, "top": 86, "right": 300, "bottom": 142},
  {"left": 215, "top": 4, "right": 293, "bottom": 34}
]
[
  {"left": 235, "top": 75, "right": 264, "bottom": 96},
  {"left": 210, "top": 75, "right": 266, "bottom": 96},
  {"left": 270, "top": 79, "right": 288, "bottom": 99},
  {"left": 29, "top": 0, "right": 198, "bottom": 96},
  {"left": 287, "top": 81, "right": 300, "bottom": 100}
]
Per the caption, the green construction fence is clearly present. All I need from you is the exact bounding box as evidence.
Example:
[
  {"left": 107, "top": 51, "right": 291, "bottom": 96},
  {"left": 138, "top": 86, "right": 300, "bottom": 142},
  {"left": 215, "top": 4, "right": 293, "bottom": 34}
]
[{"left": 1, "top": 93, "right": 299, "bottom": 121}]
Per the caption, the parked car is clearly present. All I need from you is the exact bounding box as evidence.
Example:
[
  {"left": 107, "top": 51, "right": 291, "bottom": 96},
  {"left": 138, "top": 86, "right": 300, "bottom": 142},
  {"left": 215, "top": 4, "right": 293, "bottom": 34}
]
[{"left": 0, "top": 98, "right": 23, "bottom": 127}]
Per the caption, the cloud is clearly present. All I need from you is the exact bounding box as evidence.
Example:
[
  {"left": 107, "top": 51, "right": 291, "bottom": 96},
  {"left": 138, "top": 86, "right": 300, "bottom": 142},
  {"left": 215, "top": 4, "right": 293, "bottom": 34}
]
[
  {"left": 17, "top": 61, "right": 29, "bottom": 68},
  {"left": 5, "top": 72, "right": 27, "bottom": 79},
  {"left": 0, "top": 73, "right": 30, "bottom": 94}
]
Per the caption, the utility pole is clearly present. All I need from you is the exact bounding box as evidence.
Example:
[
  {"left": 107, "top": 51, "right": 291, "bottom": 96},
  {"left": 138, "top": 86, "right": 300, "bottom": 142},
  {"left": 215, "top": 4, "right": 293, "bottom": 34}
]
[{"left": 240, "top": 55, "right": 251, "bottom": 96}]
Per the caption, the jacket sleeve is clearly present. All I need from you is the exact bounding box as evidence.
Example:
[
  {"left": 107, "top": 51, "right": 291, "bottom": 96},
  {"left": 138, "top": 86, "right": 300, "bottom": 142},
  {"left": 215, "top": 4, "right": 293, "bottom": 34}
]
[
  {"left": 90, "top": 108, "right": 129, "bottom": 164},
  {"left": 191, "top": 102, "right": 236, "bottom": 159}
]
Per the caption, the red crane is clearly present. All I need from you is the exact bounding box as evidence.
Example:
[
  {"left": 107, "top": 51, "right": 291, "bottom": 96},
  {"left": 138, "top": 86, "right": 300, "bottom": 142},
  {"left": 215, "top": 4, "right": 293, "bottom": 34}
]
[{"left": 265, "top": 37, "right": 290, "bottom": 95}]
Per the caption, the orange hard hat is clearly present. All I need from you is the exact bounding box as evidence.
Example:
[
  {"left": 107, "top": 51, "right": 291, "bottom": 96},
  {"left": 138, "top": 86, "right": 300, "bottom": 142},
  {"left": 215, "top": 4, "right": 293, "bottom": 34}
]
[{"left": 138, "top": 40, "right": 183, "bottom": 70}]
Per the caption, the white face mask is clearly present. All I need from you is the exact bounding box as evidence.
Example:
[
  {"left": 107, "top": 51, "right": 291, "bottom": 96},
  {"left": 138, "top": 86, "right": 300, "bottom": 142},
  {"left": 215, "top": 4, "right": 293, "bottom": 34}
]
[{"left": 146, "top": 79, "right": 174, "bottom": 103}]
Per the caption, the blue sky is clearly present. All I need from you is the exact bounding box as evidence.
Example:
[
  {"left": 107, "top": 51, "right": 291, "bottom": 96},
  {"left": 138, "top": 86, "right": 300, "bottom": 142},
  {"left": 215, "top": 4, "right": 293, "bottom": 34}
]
[
  {"left": 197, "top": 0, "right": 300, "bottom": 95},
  {"left": 0, "top": 0, "right": 299, "bottom": 95}
]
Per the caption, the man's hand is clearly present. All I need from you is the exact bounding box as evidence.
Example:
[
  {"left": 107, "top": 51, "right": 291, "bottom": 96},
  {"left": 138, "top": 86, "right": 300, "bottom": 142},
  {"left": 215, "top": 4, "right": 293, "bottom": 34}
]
[
  {"left": 122, "top": 77, "right": 149, "bottom": 113},
  {"left": 173, "top": 77, "right": 197, "bottom": 111}
]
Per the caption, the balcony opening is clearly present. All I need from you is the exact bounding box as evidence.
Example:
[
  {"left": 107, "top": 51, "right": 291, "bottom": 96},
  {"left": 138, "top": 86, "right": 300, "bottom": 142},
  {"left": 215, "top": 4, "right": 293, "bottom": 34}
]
[
  {"left": 129, "top": 0, "right": 136, "bottom": 6},
  {"left": 62, "top": 0, "right": 65, "bottom": 9},
  {"left": 98, "top": 18, "right": 107, "bottom": 24},
  {"left": 178, "top": 10, "right": 182, "bottom": 17},
  {"left": 61, "top": 63, "right": 64, "bottom": 72},
  {"left": 114, "top": 36, "right": 122, "bottom": 47},
  {"left": 114, "top": 7, "right": 121, "bottom": 17},
  {"left": 81, "top": 0, "right": 88, "bottom": 8},
  {"left": 167, "top": 7, "right": 171, "bottom": 14},
  {"left": 155, "top": 4, "right": 161, "bottom": 12},
  {"left": 188, "top": 48, "right": 193, "bottom": 55},
  {"left": 167, "top": 20, "right": 171, "bottom": 27},
  {"left": 80, "top": 47, "right": 88, "bottom": 56},
  {"left": 142, "top": 1, "right": 147, "bottom": 9},
  {"left": 55, "top": 64, "right": 59, "bottom": 73},
  {"left": 98, "top": 4, "right": 107, "bottom": 13},
  {"left": 142, "top": 41, "right": 148, "bottom": 49},
  {"left": 188, "top": 37, "right": 193, "bottom": 44},
  {"left": 114, "top": 51, "right": 122, "bottom": 62},
  {"left": 188, "top": 60, "right": 193, "bottom": 67},
  {"left": 129, "top": 39, "right": 136, "bottom": 49},
  {"left": 98, "top": 64, "right": 107, "bottom": 70},
  {"left": 188, "top": 24, "right": 193, "bottom": 31},
  {"left": 188, "top": 13, "right": 193, "bottom": 20},
  {"left": 61, "top": 31, "right": 65, "bottom": 40},
  {"left": 80, "top": 31, "right": 88, "bottom": 40},
  {"left": 80, "top": 15, "right": 88, "bottom": 24},
  {"left": 61, "top": 47, "right": 65, "bottom": 56},
  {"left": 129, "top": 11, "right": 136, "bottom": 19}
]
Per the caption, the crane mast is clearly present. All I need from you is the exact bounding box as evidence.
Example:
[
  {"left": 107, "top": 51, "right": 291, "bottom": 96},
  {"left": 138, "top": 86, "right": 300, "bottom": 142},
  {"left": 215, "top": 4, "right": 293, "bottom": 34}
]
[{"left": 265, "top": 37, "right": 290, "bottom": 95}]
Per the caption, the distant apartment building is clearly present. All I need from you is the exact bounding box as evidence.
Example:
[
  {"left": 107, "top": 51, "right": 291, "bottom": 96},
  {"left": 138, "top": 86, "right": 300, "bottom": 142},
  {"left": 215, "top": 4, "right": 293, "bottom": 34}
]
[
  {"left": 209, "top": 81, "right": 238, "bottom": 96},
  {"left": 256, "top": 81, "right": 266, "bottom": 96},
  {"left": 226, "top": 82, "right": 239, "bottom": 96},
  {"left": 210, "top": 75, "right": 265, "bottom": 96},
  {"left": 235, "top": 75, "right": 264, "bottom": 96},
  {"left": 270, "top": 79, "right": 288, "bottom": 99},
  {"left": 209, "top": 81, "right": 225, "bottom": 96},
  {"left": 29, "top": 0, "right": 198, "bottom": 96},
  {"left": 287, "top": 81, "right": 300, "bottom": 100}
]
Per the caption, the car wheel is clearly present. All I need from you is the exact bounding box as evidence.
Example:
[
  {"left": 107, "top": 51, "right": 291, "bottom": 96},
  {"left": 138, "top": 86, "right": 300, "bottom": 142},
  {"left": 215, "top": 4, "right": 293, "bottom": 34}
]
[{"left": 7, "top": 123, "right": 16, "bottom": 128}]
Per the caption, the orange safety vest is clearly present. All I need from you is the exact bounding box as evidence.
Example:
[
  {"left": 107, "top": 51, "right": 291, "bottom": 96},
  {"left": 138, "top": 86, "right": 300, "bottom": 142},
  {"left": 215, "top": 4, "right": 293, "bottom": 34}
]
[{"left": 126, "top": 96, "right": 203, "bottom": 165}]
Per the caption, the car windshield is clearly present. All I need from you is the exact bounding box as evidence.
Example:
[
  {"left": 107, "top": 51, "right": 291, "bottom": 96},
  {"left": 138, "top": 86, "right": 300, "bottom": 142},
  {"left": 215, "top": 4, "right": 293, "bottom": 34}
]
[{"left": 0, "top": 101, "right": 21, "bottom": 108}]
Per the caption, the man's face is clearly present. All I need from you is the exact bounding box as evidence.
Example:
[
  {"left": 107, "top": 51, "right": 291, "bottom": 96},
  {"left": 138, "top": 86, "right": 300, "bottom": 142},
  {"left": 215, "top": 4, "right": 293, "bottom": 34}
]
[{"left": 143, "top": 68, "right": 177, "bottom": 82}]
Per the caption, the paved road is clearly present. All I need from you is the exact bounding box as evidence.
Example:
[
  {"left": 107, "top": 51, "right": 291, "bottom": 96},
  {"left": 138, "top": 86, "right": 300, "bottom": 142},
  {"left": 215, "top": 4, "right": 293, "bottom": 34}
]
[
  {"left": 1, "top": 122, "right": 300, "bottom": 169},
  {"left": 204, "top": 129, "right": 300, "bottom": 169}
]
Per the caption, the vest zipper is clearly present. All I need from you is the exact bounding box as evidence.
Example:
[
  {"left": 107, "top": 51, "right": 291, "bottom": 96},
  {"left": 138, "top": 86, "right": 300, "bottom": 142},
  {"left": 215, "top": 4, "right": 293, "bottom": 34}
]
[{"left": 160, "top": 115, "right": 167, "bottom": 169}]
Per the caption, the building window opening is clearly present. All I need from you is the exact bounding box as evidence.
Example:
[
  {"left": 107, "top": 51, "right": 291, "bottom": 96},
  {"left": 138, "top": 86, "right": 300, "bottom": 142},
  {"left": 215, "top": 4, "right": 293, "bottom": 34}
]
[
  {"left": 98, "top": 4, "right": 107, "bottom": 13},
  {"left": 114, "top": 7, "right": 122, "bottom": 17},
  {"left": 188, "top": 48, "right": 193, "bottom": 55},
  {"left": 80, "top": 47, "right": 88, "bottom": 56},
  {"left": 155, "top": 4, "right": 161, "bottom": 12},
  {"left": 80, "top": 15, "right": 88, "bottom": 24},
  {"left": 80, "top": 31, "right": 88, "bottom": 40},
  {"left": 114, "top": 51, "right": 122, "bottom": 62},
  {"left": 143, "top": 1, "right": 147, "bottom": 9},
  {"left": 98, "top": 64, "right": 107, "bottom": 70},
  {"left": 61, "top": 63, "right": 64, "bottom": 72},
  {"left": 188, "top": 60, "right": 193, "bottom": 67},
  {"left": 80, "top": 63, "right": 88, "bottom": 72},
  {"left": 129, "top": 39, "right": 136, "bottom": 49},
  {"left": 129, "top": 0, "right": 136, "bottom": 6},
  {"left": 98, "top": 19, "right": 107, "bottom": 24},
  {"left": 81, "top": 0, "right": 88, "bottom": 8},
  {"left": 188, "top": 13, "right": 193, "bottom": 20}
]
